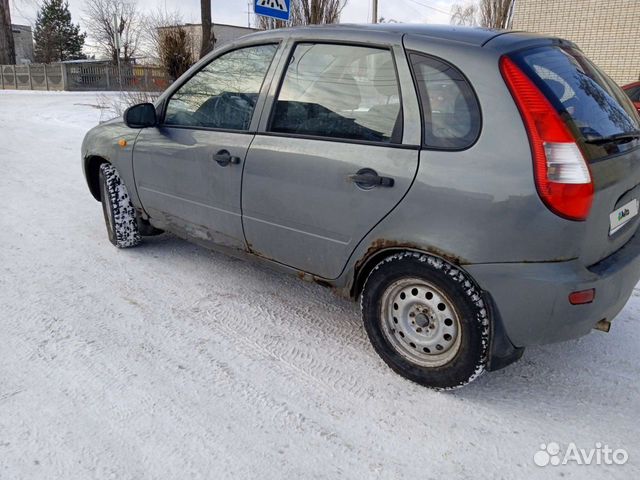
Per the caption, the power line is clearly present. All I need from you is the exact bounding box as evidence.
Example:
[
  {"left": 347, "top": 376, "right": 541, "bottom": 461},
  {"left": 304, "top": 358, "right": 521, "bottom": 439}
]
[{"left": 403, "top": 0, "right": 451, "bottom": 16}]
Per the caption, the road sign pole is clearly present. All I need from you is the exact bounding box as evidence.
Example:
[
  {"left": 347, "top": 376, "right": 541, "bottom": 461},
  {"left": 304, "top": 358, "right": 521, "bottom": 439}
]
[{"left": 372, "top": 0, "right": 378, "bottom": 23}]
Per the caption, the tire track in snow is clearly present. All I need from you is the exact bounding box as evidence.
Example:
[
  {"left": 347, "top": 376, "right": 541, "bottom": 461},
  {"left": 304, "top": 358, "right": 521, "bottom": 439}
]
[{"left": 190, "top": 293, "right": 376, "bottom": 400}]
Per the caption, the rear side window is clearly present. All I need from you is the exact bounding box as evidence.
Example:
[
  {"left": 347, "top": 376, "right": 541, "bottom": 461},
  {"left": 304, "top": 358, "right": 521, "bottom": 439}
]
[
  {"left": 270, "top": 43, "right": 402, "bottom": 143},
  {"left": 409, "top": 53, "right": 481, "bottom": 150},
  {"left": 510, "top": 46, "right": 640, "bottom": 161}
]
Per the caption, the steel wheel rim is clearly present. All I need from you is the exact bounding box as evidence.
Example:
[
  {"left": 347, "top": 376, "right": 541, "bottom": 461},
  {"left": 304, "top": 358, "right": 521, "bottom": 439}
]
[{"left": 380, "top": 277, "right": 462, "bottom": 367}]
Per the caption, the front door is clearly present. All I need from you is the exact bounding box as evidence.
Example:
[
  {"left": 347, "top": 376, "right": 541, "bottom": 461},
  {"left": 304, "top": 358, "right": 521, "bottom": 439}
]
[
  {"left": 133, "top": 43, "right": 278, "bottom": 248},
  {"left": 242, "top": 42, "right": 420, "bottom": 279}
]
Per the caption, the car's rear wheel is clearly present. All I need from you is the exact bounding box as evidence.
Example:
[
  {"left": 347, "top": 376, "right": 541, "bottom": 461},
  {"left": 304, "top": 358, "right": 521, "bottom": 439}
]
[
  {"left": 98, "top": 163, "right": 141, "bottom": 248},
  {"left": 361, "top": 252, "right": 489, "bottom": 389}
]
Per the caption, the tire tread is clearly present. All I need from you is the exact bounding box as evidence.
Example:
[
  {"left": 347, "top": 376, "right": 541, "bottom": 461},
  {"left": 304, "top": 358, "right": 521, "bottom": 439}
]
[
  {"left": 361, "top": 251, "right": 490, "bottom": 390},
  {"left": 100, "top": 163, "right": 141, "bottom": 248}
]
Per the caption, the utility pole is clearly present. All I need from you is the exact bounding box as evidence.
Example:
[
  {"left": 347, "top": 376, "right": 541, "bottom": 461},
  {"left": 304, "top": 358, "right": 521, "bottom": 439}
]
[
  {"left": 113, "top": 13, "right": 122, "bottom": 90},
  {"left": 200, "top": 0, "right": 214, "bottom": 58},
  {"left": 372, "top": 0, "right": 378, "bottom": 24},
  {"left": 247, "top": 1, "right": 252, "bottom": 28},
  {"left": 0, "top": 0, "right": 16, "bottom": 65}
]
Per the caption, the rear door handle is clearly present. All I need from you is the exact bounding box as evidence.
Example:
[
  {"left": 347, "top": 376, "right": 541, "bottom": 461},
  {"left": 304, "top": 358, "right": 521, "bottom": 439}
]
[
  {"left": 213, "top": 149, "right": 241, "bottom": 167},
  {"left": 348, "top": 168, "right": 395, "bottom": 188}
]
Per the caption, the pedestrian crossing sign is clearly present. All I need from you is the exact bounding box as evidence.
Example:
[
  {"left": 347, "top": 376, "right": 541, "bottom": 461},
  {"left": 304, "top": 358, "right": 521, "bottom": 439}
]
[{"left": 255, "top": 0, "right": 291, "bottom": 22}]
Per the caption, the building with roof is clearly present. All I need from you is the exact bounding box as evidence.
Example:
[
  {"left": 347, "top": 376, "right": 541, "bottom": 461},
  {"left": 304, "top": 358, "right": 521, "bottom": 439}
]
[{"left": 12, "top": 24, "right": 33, "bottom": 64}]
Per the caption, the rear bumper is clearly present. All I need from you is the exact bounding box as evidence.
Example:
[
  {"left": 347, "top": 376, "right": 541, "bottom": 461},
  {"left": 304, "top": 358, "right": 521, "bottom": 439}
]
[{"left": 466, "top": 233, "right": 640, "bottom": 347}]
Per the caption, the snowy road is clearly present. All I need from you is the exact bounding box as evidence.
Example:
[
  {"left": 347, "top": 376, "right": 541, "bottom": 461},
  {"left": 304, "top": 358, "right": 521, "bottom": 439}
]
[{"left": 0, "top": 90, "right": 639, "bottom": 479}]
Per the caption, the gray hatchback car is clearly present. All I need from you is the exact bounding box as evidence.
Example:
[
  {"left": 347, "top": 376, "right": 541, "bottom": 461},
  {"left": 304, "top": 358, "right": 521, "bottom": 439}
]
[{"left": 82, "top": 25, "right": 640, "bottom": 389}]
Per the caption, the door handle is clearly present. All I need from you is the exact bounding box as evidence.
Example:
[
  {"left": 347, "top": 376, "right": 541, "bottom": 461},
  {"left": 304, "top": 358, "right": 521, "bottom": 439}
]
[
  {"left": 348, "top": 168, "right": 395, "bottom": 188},
  {"left": 213, "top": 149, "right": 241, "bottom": 167}
]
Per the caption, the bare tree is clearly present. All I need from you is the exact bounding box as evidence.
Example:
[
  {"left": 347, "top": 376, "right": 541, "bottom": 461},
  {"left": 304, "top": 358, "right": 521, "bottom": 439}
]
[
  {"left": 450, "top": 2, "right": 478, "bottom": 26},
  {"left": 159, "top": 27, "right": 193, "bottom": 81},
  {"left": 478, "top": 0, "right": 513, "bottom": 29},
  {"left": 257, "top": 0, "right": 348, "bottom": 29},
  {"left": 96, "top": 90, "right": 160, "bottom": 121},
  {"left": 256, "top": 15, "right": 286, "bottom": 30},
  {"left": 83, "top": 0, "right": 141, "bottom": 63},
  {"left": 199, "top": 0, "right": 214, "bottom": 59},
  {"left": 0, "top": 0, "right": 16, "bottom": 64},
  {"left": 295, "top": 0, "right": 347, "bottom": 24},
  {"left": 144, "top": 9, "right": 183, "bottom": 62},
  {"left": 144, "top": 9, "right": 193, "bottom": 80}
]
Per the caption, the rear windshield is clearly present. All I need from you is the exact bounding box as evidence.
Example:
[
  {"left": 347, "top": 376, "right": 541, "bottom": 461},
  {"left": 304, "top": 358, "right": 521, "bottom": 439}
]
[{"left": 511, "top": 46, "right": 640, "bottom": 161}]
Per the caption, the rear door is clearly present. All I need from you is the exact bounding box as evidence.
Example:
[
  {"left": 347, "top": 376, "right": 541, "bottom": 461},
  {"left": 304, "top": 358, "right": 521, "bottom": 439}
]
[
  {"left": 132, "top": 43, "right": 279, "bottom": 248},
  {"left": 241, "top": 39, "right": 421, "bottom": 279},
  {"left": 509, "top": 45, "right": 640, "bottom": 265}
]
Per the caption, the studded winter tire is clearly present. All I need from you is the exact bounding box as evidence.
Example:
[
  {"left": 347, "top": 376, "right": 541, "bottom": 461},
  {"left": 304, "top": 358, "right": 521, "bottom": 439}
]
[
  {"left": 98, "top": 163, "right": 142, "bottom": 248},
  {"left": 361, "top": 252, "right": 490, "bottom": 390}
]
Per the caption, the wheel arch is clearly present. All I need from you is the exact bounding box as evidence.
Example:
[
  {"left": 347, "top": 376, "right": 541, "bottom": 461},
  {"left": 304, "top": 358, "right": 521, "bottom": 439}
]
[
  {"left": 350, "top": 244, "right": 467, "bottom": 300},
  {"left": 84, "top": 155, "right": 110, "bottom": 201}
]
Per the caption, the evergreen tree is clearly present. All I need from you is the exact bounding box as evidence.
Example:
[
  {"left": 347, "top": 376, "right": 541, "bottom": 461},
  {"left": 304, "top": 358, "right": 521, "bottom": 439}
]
[{"left": 34, "top": 0, "right": 86, "bottom": 63}]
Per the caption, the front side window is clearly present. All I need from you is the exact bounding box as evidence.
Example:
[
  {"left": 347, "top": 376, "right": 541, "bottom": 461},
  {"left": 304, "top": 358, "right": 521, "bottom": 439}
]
[
  {"left": 410, "top": 53, "right": 481, "bottom": 150},
  {"left": 270, "top": 43, "right": 402, "bottom": 143},
  {"left": 164, "top": 44, "right": 277, "bottom": 130}
]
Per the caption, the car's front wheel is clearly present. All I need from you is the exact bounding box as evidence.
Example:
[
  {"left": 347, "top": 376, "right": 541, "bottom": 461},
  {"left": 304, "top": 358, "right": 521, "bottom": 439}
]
[
  {"left": 98, "top": 163, "right": 141, "bottom": 248},
  {"left": 361, "top": 252, "right": 490, "bottom": 389}
]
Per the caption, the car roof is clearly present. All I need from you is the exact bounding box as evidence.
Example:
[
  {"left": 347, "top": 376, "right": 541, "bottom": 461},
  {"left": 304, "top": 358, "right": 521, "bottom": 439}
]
[
  {"left": 243, "top": 24, "right": 528, "bottom": 48},
  {"left": 343, "top": 23, "right": 509, "bottom": 46}
]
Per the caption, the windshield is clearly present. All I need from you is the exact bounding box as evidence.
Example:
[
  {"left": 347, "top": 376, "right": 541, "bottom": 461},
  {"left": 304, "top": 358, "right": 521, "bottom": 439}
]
[{"left": 511, "top": 45, "right": 640, "bottom": 161}]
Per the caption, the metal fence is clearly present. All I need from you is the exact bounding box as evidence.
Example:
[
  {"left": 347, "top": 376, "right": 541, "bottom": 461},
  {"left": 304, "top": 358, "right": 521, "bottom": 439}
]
[{"left": 0, "top": 63, "right": 170, "bottom": 92}]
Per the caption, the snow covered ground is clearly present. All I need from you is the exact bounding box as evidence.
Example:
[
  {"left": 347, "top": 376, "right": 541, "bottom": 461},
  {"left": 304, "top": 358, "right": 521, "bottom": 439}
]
[{"left": 0, "top": 90, "right": 639, "bottom": 479}]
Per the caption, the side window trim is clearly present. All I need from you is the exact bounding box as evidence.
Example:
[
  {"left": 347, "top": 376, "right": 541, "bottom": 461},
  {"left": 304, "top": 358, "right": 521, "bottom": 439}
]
[
  {"left": 265, "top": 41, "right": 406, "bottom": 146},
  {"left": 158, "top": 42, "right": 280, "bottom": 132},
  {"left": 407, "top": 50, "right": 482, "bottom": 151}
]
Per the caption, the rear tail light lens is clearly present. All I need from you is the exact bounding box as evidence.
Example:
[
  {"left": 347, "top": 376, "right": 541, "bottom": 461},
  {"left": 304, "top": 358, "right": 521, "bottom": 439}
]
[
  {"left": 544, "top": 143, "right": 591, "bottom": 183},
  {"left": 500, "top": 56, "right": 594, "bottom": 221}
]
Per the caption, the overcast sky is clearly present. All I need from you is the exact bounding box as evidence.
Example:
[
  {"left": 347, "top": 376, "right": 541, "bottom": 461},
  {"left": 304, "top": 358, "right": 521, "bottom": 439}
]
[{"left": 10, "top": 0, "right": 455, "bottom": 30}]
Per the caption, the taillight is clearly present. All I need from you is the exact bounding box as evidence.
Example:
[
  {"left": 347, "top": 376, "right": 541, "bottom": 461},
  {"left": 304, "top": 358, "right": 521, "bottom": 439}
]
[{"left": 500, "top": 56, "right": 594, "bottom": 221}]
